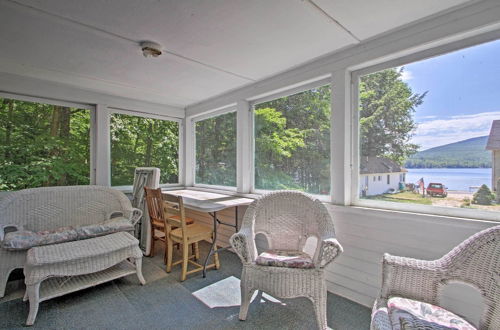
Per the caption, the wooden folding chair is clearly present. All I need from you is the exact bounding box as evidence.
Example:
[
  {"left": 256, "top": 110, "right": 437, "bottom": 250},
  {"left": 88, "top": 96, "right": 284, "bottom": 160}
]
[
  {"left": 163, "top": 193, "right": 220, "bottom": 281},
  {"left": 143, "top": 187, "right": 194, "bottom": 264}
]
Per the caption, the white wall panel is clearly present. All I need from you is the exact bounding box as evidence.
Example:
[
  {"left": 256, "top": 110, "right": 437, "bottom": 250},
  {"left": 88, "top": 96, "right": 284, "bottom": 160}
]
[{"left": 188, "top": 202, "right": 496, "bottom": 322}]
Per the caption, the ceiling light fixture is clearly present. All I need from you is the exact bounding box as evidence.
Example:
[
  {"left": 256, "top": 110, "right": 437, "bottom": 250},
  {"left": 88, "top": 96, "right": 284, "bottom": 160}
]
[{"left": 140, "top": 41, "right": 162, "bottom": 58}]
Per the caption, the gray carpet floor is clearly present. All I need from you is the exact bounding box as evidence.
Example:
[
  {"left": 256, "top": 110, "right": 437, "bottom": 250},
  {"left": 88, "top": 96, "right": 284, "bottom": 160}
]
[{"left": 0, "top": 242, "right": 370, "bottom": 329}]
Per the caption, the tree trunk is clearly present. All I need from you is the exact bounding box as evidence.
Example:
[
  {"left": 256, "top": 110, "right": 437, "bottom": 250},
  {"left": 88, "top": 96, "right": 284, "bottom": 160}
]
[
  {"left": 4, "top": 100, "right": 14, "bottom": 159},
  {"left": 50, "top": 106, "right": 61, "bottom": 137},
  {"left": 132, "top": 117, "right": 141, "bottom": 155},
  {"left": 56, "top": 107, "right": 71, "bottom": 185},
  {"left": 59, "top": 107, "right": 71, "bottom": 138},
  {"left": 144, "top": 121, "right": 153, "bottom": 166},
  {"left": 198, "top": 122, "right": 206, "bottom": 181}
]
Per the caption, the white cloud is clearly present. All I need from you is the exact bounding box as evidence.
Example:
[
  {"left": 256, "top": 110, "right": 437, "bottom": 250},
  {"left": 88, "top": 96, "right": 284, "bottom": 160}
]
[
  {"left": 411, "top": 111, "right": 500, "bottom": 150},
  {"left": 400, "top": 69, "right": 413, "bottom": 81},
  {"left": 419, "top": 115, "right": 437, "bottom": 120}
]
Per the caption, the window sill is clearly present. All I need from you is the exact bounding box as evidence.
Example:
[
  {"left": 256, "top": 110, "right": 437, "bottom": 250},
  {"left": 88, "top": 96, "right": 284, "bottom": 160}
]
[
  {"left": 193, "top": 184, "right": 237, "bottom": 192},
  {"left": 187, "top": 185, "right": 259, "bottom": 199},
  {"left": 351, "top": 199, "right": 500, "bottom": 223},
  {"left": 188, "top": 186, "right": 331, "bottom": 202},
  {"left": 112, "top": 184, "right": 183, "bottom": 195}
]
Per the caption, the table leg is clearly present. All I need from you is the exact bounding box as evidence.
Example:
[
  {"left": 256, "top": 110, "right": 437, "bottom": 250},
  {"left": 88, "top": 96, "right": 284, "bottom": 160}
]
[
  {"left": 235, "top": 206, "right": 238, "bottom": 230},
  {"left": 203, "top": 211, "right": 218, "bottom": 278}
]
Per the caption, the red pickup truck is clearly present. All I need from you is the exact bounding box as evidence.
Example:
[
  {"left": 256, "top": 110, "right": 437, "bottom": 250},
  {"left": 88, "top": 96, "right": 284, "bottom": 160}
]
[{"left": 426, "top": 183, "right": 447, "bottom": 197}]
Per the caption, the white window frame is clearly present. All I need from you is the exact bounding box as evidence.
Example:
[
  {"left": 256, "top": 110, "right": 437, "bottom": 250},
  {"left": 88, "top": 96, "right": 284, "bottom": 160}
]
[
  {"left": 249, "top": 77, "right": 332, "bottom": 202},
  {"left": 350, "top": 32, "right": 500, "bottom": 222},
  {"left": 0, "top": 91, "right": 97, "bottom": 184},
  {"left": 108, "top": 107, "right": 184, "bottom": 190},
  {"left": 192, "top": 106, "right": 238, "bottom": 192}
]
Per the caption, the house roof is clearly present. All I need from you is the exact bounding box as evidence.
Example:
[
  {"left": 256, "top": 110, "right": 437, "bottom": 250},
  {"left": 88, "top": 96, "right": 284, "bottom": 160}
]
[
  {"left": 360, "top": 156, "right": 407, "bottom": 174},
  {"left": 486, "top": 120, "right": 500, "bottom": 150}
]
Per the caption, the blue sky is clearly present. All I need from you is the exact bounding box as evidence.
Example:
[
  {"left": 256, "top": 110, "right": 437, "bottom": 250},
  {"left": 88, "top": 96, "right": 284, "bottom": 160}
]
[{"left": 400, "top": 38, "right": 500, "bottom": 150}]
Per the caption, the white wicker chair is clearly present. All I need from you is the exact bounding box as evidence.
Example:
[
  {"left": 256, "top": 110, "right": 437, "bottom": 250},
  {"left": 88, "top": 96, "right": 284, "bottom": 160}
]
[
  {"left": 230, "top": 191, "right": 343, "bottom": 330},
  {"left": 371, "top": 225, "right": 500, "bottom": 330}
]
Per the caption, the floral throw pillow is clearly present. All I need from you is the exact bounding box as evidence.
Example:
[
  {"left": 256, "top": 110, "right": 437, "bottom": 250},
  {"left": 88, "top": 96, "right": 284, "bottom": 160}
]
[
  {"left": 255, "top": 249, "right": 314, "bottom": 269},
  {"left": 2, "top": 226, "right": 78, "bottom": 250},
  {"left": 388, "top": 297, "right": 476, "bottom": 330},
  {"left": 75, "top": 218, "right": 134, "bottom": 240}
]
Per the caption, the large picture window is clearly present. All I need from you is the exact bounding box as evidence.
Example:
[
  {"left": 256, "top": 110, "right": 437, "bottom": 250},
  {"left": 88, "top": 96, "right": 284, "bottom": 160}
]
[
  {"left": 110, "top": 113, "right": 179, "bottom": 186},
  {"left": 0, "top": 97, "right": 91, "bottom": 190},
  {"left": 253, "top": 84, "right": 331, "bottom": 195},
  {"left": 357, "top": 39, "right": 500, "bottom": 214},
  {"left": 195, "top": 111, "right": 236, "bottom": 187}
]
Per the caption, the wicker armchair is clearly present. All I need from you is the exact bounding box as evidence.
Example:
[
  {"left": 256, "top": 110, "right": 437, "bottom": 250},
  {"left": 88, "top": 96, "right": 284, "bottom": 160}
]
[
  {"left": 230, "top": 191, "right": 343, "bottom": 330},
  {"left": 371, "top": 225, "right": 500, "bottom": 330}
]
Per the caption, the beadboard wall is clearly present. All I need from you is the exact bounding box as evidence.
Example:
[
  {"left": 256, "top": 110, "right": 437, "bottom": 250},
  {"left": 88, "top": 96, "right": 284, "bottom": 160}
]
[{"left": 187, "top": 204, "right": 497, "bottom": 325}]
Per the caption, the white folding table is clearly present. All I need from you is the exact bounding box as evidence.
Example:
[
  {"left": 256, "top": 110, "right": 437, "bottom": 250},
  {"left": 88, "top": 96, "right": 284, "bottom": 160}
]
[{"left": 162, "top": 189, "right": 253, "bottom": 277}]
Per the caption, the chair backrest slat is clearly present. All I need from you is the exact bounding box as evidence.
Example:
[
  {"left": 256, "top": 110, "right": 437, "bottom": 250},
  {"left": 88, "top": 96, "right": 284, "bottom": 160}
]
[
  {"left": 163, "top": 193, "right": 187, "bottom": 237},
  {"left": 144, "top": 187, "right": 165, "bottom": 225}
]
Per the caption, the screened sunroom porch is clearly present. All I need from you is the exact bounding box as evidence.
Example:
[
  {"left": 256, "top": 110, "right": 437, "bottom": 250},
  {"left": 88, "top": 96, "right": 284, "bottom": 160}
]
[{"left": 0, "top": 1, "right": 499, "bottom": 329}]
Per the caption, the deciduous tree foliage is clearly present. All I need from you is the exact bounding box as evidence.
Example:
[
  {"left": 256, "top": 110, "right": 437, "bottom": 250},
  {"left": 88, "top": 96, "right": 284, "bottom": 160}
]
[
  {"left": 110, "top": 113, "right": 179, "bottom": 186},
  {"left": 0, "top": 98, "right": 90, "bottom": 190},
  {"left": 254, "top": 85, "right": 331, "bottom": 195},
  {"left": 195, "top": 112, "right": 236, "bottom": 186},
  {"left": 359, "top": 68, "right": 426, "bottom": 165},
  {"left": 1, "top": 69, "right": 421, "bottom": 193},
  {"left": 0, "top": 99, "right": 179, "bottom": 190}
]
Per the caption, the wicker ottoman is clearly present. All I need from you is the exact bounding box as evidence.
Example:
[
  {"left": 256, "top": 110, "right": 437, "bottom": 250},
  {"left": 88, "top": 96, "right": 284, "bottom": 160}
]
[{"left": 23, "top": 232, "right": 146, "bottom": 325}]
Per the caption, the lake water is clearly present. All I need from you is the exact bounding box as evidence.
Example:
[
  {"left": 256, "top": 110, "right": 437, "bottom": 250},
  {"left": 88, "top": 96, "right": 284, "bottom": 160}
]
[{"left": 406, "top": 168, "right": 492, "bottom": 191}]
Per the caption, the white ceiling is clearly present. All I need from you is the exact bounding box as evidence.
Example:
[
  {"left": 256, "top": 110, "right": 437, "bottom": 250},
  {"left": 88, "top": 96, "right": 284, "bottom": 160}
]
[{"left": 0, "top": 0, "right": 473, "bottom": 108}]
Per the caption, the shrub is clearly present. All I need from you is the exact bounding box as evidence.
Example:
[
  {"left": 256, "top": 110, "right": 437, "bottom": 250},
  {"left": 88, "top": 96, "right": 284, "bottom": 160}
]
[
  {"left": 472, "top": 184, "right": 495, "bottom": 205},
  {"left": 460, "top": 197, "right": 471, "bottom": 208}
]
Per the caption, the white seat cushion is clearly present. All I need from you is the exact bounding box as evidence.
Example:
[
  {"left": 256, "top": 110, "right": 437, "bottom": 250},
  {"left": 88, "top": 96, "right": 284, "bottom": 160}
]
[
  {"left": 255, "top": 249, "right": 314, "bottom": 269},
  {"left": 388, "top": 297, "right": 476, "bottom": 330}
]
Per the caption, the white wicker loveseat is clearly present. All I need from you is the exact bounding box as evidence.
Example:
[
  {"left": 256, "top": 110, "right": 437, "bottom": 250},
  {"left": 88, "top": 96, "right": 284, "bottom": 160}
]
[
  {"left": 0, "top": 185, "right": 142, "bottom": 298},
  {"left": 371, "top": 225, "right": 500, "bottom": 330},
  {"left": 230, "top": 191, "right": 343, "bottom": 330}
]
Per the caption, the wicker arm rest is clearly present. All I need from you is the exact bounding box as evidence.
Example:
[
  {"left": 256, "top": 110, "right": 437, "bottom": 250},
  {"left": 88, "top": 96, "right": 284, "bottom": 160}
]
[
  {"left": 317, "top": 238, "right": 343, "bottom": 268},
  {"left": 112, "top": 208, "right": 143, "bottom": 226},
  {"left": 127, "top": 208, "right": 143, "bottom": 226},
  {"left": 0, "top": 224, "right": 22, "bottom": 242},
  {"left": 230, "top": 227, "right": 256, "bottom": 265},
  {"left": 380, "top": 253, "right": 443, "bottom": 304}
]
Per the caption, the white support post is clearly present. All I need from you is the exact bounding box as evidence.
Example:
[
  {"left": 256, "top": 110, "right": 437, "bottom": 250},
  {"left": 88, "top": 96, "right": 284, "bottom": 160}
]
[
  {"left": 89, "top": 107, "right": 97, "bottom": 185},
  {"left": 236, "top": 100, "right": 252, "bottom": 193},
  {"left": 184, "top": 116, "right": 195, "bottom": 187},
  {"left": 94, "top": 104, "right": 111, "bottom": 186},
  {"left": 331, "top": 70, "right": 352, "bottom": 205}
]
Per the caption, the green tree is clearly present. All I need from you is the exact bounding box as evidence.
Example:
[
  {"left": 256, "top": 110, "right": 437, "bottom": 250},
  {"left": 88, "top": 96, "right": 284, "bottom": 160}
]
[
  {"left": 254, "top": 107, "right": 305, "bottom": 190},
  {"left": 0, "top": 98, "right": 91, "bottom": 190},
  {"left": 254, "top": 85, "right": 331, "bottom": 194},
  {"left": 195, "top": 112, "right": 236, "bottom": 186},
  {"left": 472, "top": 184, "right": 495, "bottom": 205},
  {"left": 359, "top": 68, "right": 426, "bottom": 164},
  {"left": 110, "top": 113, "right": 179, "bottom": 186}
]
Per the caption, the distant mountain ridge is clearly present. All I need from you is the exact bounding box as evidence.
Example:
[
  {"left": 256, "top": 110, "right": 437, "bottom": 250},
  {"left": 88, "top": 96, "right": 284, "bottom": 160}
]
[{"left": 405, "top": 136, "right": 491, "bottom": 168}]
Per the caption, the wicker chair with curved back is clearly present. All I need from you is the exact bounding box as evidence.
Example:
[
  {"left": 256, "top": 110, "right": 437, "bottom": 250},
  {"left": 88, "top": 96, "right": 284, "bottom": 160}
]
[
  {"left": 371, "top": 225, "right": 500, "bottom": 330},
  {"left": 230, "top": 190, "right": 343, "bottom": 330}
]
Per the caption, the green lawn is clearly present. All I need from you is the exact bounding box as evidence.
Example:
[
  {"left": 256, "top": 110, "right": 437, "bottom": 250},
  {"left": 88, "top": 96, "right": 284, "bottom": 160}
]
[{"left": 365, "top": 191, "right": 432, "bottom": 205}]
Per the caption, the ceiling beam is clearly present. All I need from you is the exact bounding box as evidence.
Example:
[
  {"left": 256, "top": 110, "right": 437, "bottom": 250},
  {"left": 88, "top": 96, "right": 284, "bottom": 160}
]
[{"left": 304, "top": 0, "right": 361, "bottom": 43}]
